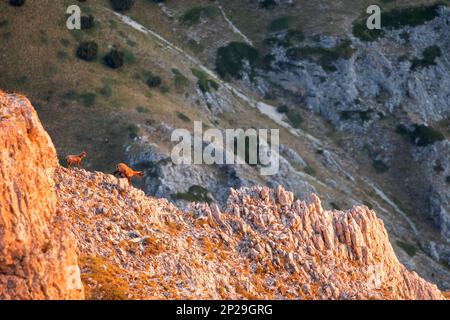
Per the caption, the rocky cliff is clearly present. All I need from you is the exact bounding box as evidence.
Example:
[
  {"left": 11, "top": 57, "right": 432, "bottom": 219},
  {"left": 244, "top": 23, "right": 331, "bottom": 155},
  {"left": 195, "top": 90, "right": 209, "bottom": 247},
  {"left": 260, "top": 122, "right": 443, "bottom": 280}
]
[
  {"left": 0, "top": 91, "right": 84, "bottom": 299},
  {"left": 0, "top": 91, "right": 446, "bottom": 300},
  {"left": 56, "top": 168, "right": 445, "bottom": 300}
]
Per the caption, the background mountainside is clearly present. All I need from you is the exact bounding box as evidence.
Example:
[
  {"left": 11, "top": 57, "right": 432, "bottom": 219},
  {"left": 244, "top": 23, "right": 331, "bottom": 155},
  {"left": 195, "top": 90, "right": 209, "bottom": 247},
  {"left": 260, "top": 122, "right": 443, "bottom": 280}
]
[{"left": 0, "top": 0, "right": 449, "bottom": 289}]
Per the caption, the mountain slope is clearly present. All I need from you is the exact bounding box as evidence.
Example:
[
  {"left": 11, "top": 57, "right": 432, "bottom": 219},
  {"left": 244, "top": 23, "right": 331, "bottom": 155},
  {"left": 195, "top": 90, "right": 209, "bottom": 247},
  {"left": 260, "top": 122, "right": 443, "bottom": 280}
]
[
  {"left": 0, "top": 0, "right": 449, "bottom": 290},
  {"left": 1, "top": 86, "right": 447, "bottom": 300}
]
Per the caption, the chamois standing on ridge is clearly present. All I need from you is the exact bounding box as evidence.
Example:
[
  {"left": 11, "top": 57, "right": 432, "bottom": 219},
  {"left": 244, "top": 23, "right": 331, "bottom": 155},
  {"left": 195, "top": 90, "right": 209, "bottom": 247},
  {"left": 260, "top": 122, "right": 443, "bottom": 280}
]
[
  {"left": 66, "top": 151, "right": 87, "bottom": 169},
  {"left": 113, "top": 163, "right": 144, "bottom": 185}
]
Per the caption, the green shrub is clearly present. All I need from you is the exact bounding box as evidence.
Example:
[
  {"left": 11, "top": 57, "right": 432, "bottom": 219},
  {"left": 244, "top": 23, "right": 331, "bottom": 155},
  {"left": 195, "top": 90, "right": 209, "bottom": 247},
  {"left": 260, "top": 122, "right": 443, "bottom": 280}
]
[
  {"left": 177, "top": 112, "right": 190, "bottom": 123},
  {"left": 98, "top": 85, "right": 112, "bottom": 97},
  {"left": 340, "top": 109, "right": 373, "bottom": 122},
  {"left": 63, "top": 90, "right": 97, "bottom": 108},
  {"left": 423, "top": 45, "right": 442, "bottom": 61},
  {"left": 400, "top": 31, "right": 410, "bottom": 42},
  {"left": 147, "top": 75, "right": 162, "bottom": 88},
  {"left": 333, "top": 40, "right": 356, "bottom": 59},
  {"left": 353, "top": 4, "right": 441, "bottom": 42},
  {"left": 266, "top": 29, "right": 305, "bottom": 48},
  {"left": 109, "top": 0, "right": 135, "bottom": 12},
  {"left": 15, "top": 75, "right": 27, "bottom": 85},
  {"left": 38, "top": 30, "right": 48, "bottom": 45},
  {"left": 372, "top": 159, "right": 389, "bottom": 173},
  {"left": 191, "top": 68, "right": 217, "bottom": 93},
  {"left": 287, "top": 40, "right": 355, "bottom": 72},
  {"left": 103, "top": 49, "right": 124, "bottom": 69},
  {"left": 172, "top": 185, "right": 212, "bottom": 204},
  {"left": 60, "top": 38, "right": 70, "bottom": 47},
  {"left": 63, "top": 90, "right": 78, "bottom": 101},
  {"left": 396, "top": 123, "right": 445, "bottom": 146},
  {"left": 79, "top": 92, "right": 96, "bottom": 107},
  {"left": 9, "top": 0, "right": 26, "bottom": 7},
  {"left": 286, "top": 108, "right": 303, "bottom": 128},
  {"left": 410, "top": 124, "right": 445, "bottom": 146},
  {"left": 123, "top": 50, "right": 137, "bottom": 64},
  {"left": 303, "top": 166, "right": 316, "bottom": 176},
  {"left": 172, "top": 68, "right": 189, "bottom": 89},
  {"left": 81, "top": 15, "right": 95, "bottom": 30},
  {"left": 259, "top": 0, "right": 276, "bottom": 9},
  {"left": 382, "top": 5, "right": 441, "bottom": 28},
  {"left": 187, "top": 39, "right": 204, "bottom": 54},
  {"left": 363, "top": 201, "right": 374, "bottom": 210},
  {"left": 330, "top": 202, "right": 341, "bottom": 210},
  {"left": 396, "top": 240, "right": 417, "bottom": 257},
  {"left": 216, "top": 42, "right": 260, "bottom": 79},
  {"left": 76, "top": 41, "right": 98, "bottom": 61},
  {"left": 259, "top": 54, "right": 275, "bottom": 70},
  {"left": 284, "top": 29, "right": 305, "bottom": 45},
  {"left": 269, "top": 16, "right": 292, "bottom": 32},
  {"left": 126, "top": 39, "right": 137, "bottom": 47},
  {"left": 352, "top": 21, "right": 385, "bottom": 42},
  {"left": 136, "top": 106, "right": 149, "bottom": 113},
  {"left": 276, "top": 105, "right": 288, "bottom": 113},
  {"left": 57, "top": 51, "right": 69, "bottom": 61},
  {"left": 127, "top": 124, "right": 140, "bottom": 138},
  {"left": 144, "top": 91, "right": 153, "bottom": 99},
  {"left": 160, "top": 85, "right": 169, "bottom": 94},
  {"left": 411, "top": 45, "right": 442, "bottom": 70},
  {"left": 2, "top": 32, "right": 12, "bottom": 40},
  {"left": 180, "top": 6, "right": 219, "bottom": 26},
  {"left": 395, "top": 124, "right": 410, "bottom": 135}
]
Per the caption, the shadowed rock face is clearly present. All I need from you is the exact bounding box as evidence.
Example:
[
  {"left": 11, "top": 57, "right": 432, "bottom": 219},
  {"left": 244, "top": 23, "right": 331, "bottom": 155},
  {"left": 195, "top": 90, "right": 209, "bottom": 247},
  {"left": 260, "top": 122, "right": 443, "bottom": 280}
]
[{"left": 0, "top": 91, "right": 84, "bottom": 300}]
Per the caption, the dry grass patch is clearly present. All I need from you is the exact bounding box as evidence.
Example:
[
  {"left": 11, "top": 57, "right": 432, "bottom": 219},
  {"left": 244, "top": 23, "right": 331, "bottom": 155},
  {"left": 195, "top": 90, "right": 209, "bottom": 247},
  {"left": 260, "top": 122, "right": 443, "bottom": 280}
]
[{"left": 79, "top": 255, "right": 130, "bottom": 300}]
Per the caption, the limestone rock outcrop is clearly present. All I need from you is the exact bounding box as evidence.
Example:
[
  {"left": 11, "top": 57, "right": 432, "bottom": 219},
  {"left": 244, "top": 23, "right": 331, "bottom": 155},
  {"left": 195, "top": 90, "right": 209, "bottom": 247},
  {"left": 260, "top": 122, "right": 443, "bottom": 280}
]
[{"left": 0, "top": 91, "right": 84, "bottom": 299}]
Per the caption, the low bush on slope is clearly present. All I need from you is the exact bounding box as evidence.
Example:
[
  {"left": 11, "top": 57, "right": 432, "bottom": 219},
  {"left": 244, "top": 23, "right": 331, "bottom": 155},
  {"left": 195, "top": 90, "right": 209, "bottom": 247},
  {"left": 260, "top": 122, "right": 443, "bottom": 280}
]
[
  {"left": 353, "top": 4, "right": 443, "bottom": 42},
  {"left": 110, "top": 0, "right": 135, "bottom": 12},
  {"left": 216, "top": 42, "right": 260, "bottom": 80},
  {"left": 411, "top": 45, "right": 442, "bottom": 70},
  {"left": 180, "top": 6, "right": 219, "bottom": 26}
]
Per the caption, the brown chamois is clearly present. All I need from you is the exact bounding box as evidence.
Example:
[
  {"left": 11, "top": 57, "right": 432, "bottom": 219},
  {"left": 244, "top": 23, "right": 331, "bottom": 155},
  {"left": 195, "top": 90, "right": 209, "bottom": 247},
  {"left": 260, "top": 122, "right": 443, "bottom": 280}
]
[
  {"left": 113, "top": 163, "right": 144, "bottom": 185},
  {"left": 66, "top": 151, "right": 87, "bottom": 169}
]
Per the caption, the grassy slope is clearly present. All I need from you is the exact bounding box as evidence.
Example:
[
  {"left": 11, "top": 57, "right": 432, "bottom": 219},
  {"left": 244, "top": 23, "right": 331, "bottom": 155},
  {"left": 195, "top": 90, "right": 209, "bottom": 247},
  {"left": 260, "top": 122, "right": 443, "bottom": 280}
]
[
  {"left": 0, "top": 0, "right": 329, "bottom": 189},
  {"left": 0, "top": 0, "right": 214, "bottom": 172},
  {"left": 0, "top": 0, "right": 443, "bottom": 218}
]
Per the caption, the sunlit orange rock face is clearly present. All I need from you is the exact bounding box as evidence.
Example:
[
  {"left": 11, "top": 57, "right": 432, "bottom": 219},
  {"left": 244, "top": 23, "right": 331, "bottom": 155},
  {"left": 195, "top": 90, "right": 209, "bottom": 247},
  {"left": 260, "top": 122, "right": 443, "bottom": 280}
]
[{"left": 0, "top": 91, "right": 84, "bottom": 299}]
